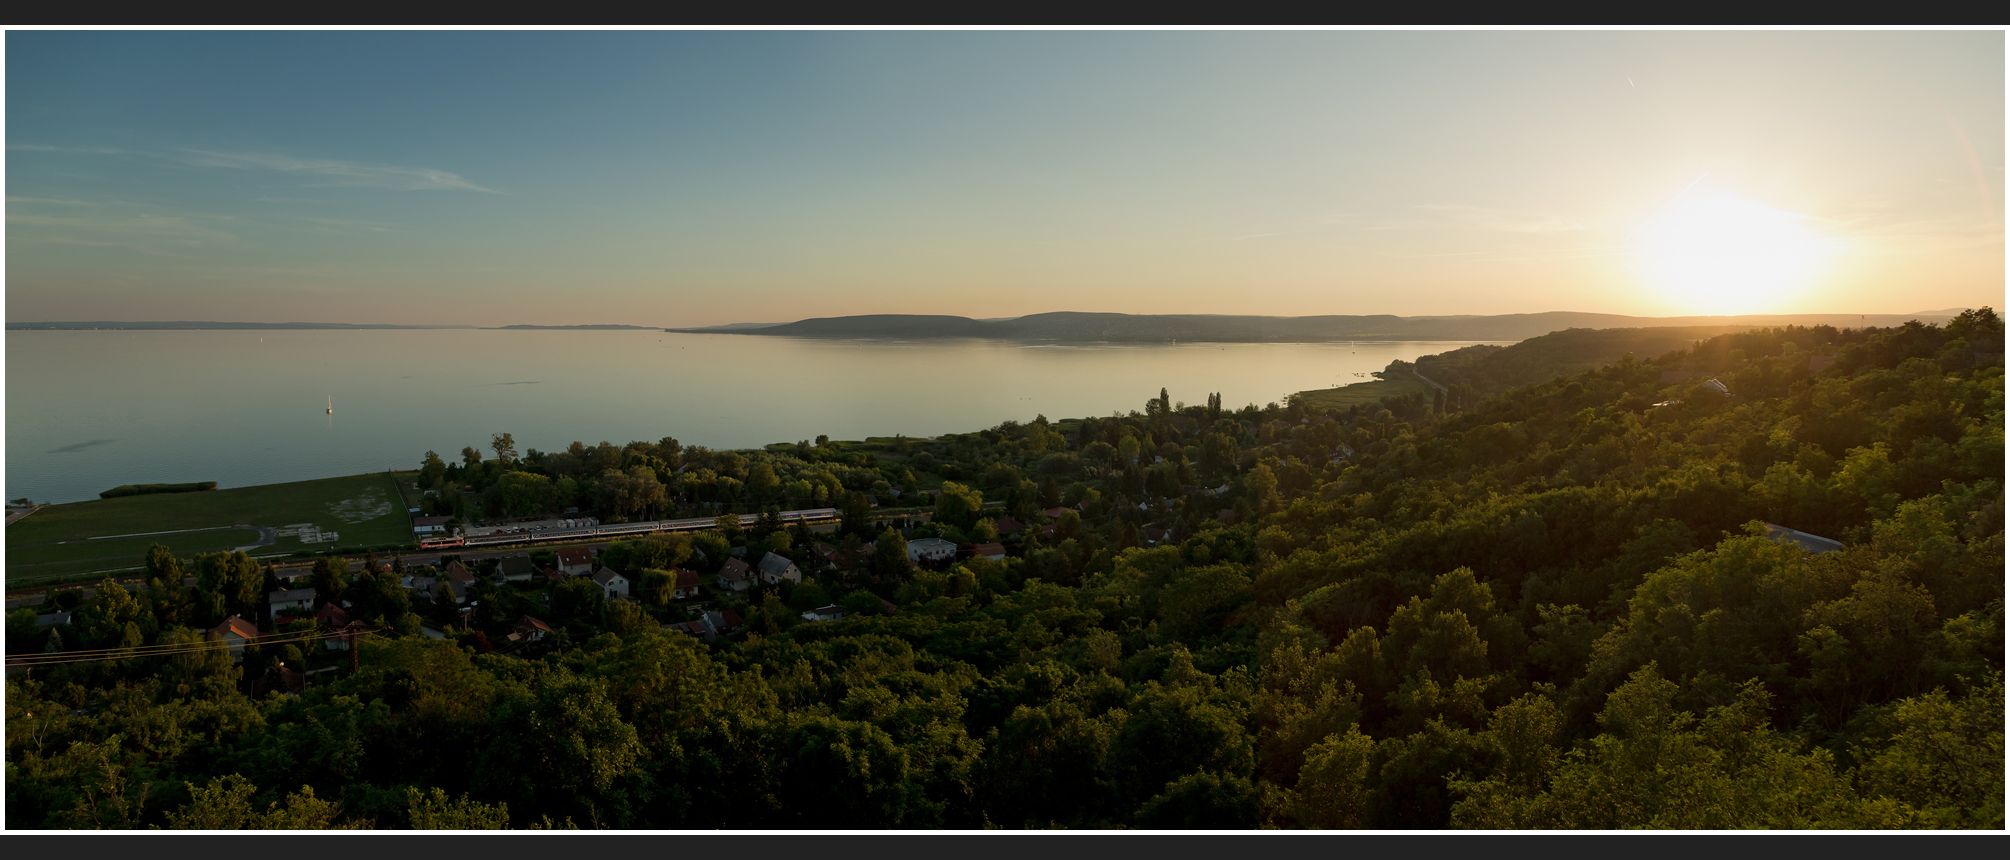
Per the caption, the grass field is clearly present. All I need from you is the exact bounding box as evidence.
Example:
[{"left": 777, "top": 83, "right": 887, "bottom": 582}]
[
  {"left": 1292, "top": 374, "right": 1436, "bottom": 411},
  {"left": 5, "top": 473, "right": 412, "bottom": 583}
]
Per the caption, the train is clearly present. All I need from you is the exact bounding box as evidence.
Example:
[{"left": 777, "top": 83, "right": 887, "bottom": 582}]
[{"left": 416, "top": 508, "right": 840, "bottom": 550}]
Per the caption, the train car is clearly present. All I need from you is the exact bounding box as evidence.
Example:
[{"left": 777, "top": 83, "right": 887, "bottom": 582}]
[{"left": 436, "top": 507, "right": 844, "bottom": 551}]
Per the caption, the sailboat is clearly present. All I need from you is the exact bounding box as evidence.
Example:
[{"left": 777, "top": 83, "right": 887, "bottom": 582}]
[{"left": 327, "top": 396, "right": 333, "bottom": 415}]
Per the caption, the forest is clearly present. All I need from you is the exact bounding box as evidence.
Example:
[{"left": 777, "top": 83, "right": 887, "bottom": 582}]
[{"left": 5, "top": 311, "right": 2002, "bottom": 829}]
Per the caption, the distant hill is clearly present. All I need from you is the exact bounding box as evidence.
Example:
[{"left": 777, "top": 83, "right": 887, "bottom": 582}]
[
  {"left": 6, "top": 322, "right": 659, "bottom": 331},
  {"left": 490, "top": 324, "right": 657, "bottom": 330},
  {"left": 674, "top": 310, "right": 1966, "bottom": 344},
  {"left": 6, "top": 321, "right": 479, "bottom": 331}
]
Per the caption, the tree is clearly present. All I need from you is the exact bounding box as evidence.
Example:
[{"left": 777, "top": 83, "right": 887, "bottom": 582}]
[
  {"left": 145, "top": 543, "right": 185, "bottom": 583},
  {"left": 872, "top": 528, "right": 911, "bottom": 584},
  {"left": 627, "top": 465, "right": 667, "bottom": 520},
  {"left": 488, "top": 471, "right": 553, "bottom": 518},
  {"left": 166, "top": 775, "right": 360, "bottom": 830},
  {"left": 935, "top": 482, "right": 984, "bottom": 530},
  {"left": 491, "top": 433, "right": 518, "bottom": 469},
  {"left": 747, "top": 463, "right": 782, "bottom": 501},
  {"left": 407, "top": 787, "right": 509, "bottom": 830},
  {"left": 419, "top": 450, "right": 448, "bottom": 490},
  {"left": 638, "top": 569, "right": 678, "bottom": 606},
  {"left": 309, "top": 555, "right": 351, "bottom": 608},
  {"left": 841, "top": 492, "right": 873, "bottom": 538}
]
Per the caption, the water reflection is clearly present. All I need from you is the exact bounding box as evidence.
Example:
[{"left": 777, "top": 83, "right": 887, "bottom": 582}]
[{"left": 6, "top": 330, "right": 1491, "bottom": 503}]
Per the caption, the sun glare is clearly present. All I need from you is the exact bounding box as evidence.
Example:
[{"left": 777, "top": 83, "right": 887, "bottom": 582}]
[{"left": 1635, "top": 192, "right": 1840, "bottom": 315}]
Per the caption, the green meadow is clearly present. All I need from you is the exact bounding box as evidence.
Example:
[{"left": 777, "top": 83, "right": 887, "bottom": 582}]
[{"left": 5, "top": 473, "right": 411, "bottom": 583}]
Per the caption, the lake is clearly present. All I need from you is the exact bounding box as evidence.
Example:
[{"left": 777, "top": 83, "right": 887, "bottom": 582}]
[{"left": 5, "top": 330, "right": 1488, "bottom": 504}]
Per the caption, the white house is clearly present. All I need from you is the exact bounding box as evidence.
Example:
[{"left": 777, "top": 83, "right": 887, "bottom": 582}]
[
  {"left": 412, "top": 515, "right": 451, "bottom": 536},
  {"left": 756, "top": 551, "right": 801, "bottom": 585},
  {"left": 906, "top": 537, "right": 957, "bottom": 565},
  {"left": 206, "top": 616, "right": 260, "bottom": 663},
  {"left": 514, "top": 615, "right": 555, "bottom": 642},
  {"left": 592, "top": 568, "right": 630, "bottom": 600},
  {"left": 267, "top": 588, "right": 316, "bottom": 614},
  {"left": 801, "top": 604, "right": 846, "bottom": 622}
]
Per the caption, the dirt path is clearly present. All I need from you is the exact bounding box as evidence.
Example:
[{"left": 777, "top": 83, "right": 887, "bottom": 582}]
[{"left": 6, "top": 524, "right": 270, "bottom": 551}]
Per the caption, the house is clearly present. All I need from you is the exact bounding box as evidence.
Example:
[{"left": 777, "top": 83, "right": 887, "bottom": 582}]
[
  {"left": 315, "top": 603, "right": 350, "bottom": 629},
  {"left": 1701, "top": 378, "right": 1731, "bottom": 396},
  {"left": 801, "top": 604, "right": 845, "bottom": 622},
  {"left": 495, "top": 556, "right": 537, "bottom": 583},
  {"left": 268, "top": 587, "right": 316, "bottom": 614},
  {"left": 444, "top": 560, "right": 476, "bottom": 583},
  {"left": 812, "top": 543, "right": 841, "bottom": 569},
  {"left": 906, "top": 537, "right": 957, "bottom": 565},
  {"left": 1144, "top": 526, "right": 1169, "bottom": 544},
  {"left": 971, "top": 542, "right": 1007, "bottom": 561},
  {"left": 673, "top": 568, "right": 702, "bottom": 600},
  {"left": 555, "top": 547, "right": 595, "bottom": 576},
  {"left": 318, "top": 604, "right": 361, "bottom": 651},
  {"left": 412, "top": 515, "right": 451, "bottom": 536},
  {"left": 34, "top": 610, "right": 71, "bottom": 627},
  {"left": 756, "top": 551, "right": 801, "bottom": 585},
  {"left": 718, "top": 558, "right": 754, "bottom": 592},
  {"left": 514, "top": 615, "right": 555, "bottom": 642},
  {"left": 992, "top": 516, "right": 1025, "bottom": 535},
  {"left": 592, "top": 568, "right": 630, "bottom": 600},
  {"left": 705, "top": 609, "right": 744, "bottom": 635},
  {"left": 1763, "top": 523, "right": 1844, "bottom": 555},
  {"left": 1044, "top": 507, "right": 1069, "bottom": 519},
  {"left": 207, "top": 616, "right": 260, "bottom": 663},
  {"left": 663, "top": 619, "right": 712, "bottom": 639},
  {"left": 419, "top": 624, "right": 447, "bottom": 640},
  {"left": 421, "top": 579, "right": 468, "bottom": 605}
]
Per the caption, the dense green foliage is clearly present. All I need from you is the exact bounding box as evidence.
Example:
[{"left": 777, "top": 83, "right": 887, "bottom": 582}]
[
  {"left": 98, "top": 482, "right": 218, "bottom": 500},
  {"left": 8, "top": 313, "right": 2001, "bottom": 829}
]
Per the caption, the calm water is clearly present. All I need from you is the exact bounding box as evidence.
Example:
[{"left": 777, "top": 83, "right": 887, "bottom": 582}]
[{"left": 5, "top": 330, "right": 1487, "bottom": 503}]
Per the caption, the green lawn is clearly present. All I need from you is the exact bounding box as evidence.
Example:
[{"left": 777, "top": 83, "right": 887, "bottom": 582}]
[
  {"left": 5, "top": 473, "right": 412, "bottom": 582},
  {"left": 1292, "top": 374, "right": 1436, "bottom": 411},
  {"left": 8, "top": 529, "right": 263, "bottom": 566}
]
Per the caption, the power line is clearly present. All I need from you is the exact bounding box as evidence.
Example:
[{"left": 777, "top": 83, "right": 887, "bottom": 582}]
[{"left": 7, "top": 626, "right": 382, "bottom": 667}]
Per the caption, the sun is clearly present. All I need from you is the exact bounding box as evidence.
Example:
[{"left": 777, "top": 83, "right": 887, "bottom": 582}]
[{"left": 1634, "top": 192, "right": 1841, "bottom": 316}]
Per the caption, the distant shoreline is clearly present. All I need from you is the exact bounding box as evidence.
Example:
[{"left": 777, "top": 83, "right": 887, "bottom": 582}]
[
  {"left": 6, "top": 322, "right": 657, "bottom": 331},
  {"left": 666, "top": 310, "right": 1966, "bottom": 345}
]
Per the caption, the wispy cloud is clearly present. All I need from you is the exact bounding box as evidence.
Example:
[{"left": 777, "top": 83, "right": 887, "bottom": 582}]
[
  {"left": 7, "top": 197, "right": 238, "bottom": 254},
  {"left": 179, "top": 150, "right": 499, "bottom": 193}
]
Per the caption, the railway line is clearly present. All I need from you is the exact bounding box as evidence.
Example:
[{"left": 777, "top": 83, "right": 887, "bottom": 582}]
[{"left": 418, "top": 507, "right": 841, "bottom": 551}]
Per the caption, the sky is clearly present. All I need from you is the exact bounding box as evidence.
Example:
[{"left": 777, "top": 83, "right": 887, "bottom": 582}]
[{"left": 5, "top": 30, "right": 2004, "bottom": 327}]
